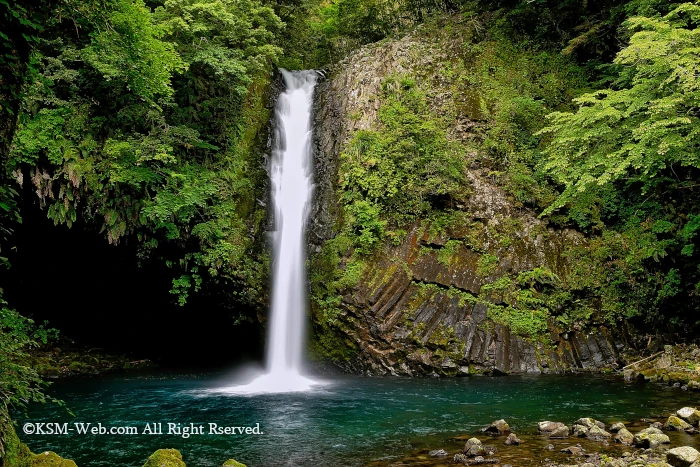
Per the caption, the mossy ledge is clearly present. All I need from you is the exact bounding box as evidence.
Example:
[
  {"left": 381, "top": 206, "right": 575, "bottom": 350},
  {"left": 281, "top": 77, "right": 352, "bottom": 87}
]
[{"left": 0, "top": 425, "right": 246, "bottom": 467}]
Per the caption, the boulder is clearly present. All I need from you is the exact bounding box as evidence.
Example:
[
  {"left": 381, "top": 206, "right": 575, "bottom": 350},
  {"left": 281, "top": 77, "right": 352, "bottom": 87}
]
[
  {"left": 666, "top": 416, "right": 693, "bottom": 431},
  {"left": 429, "top": 449, "right": 448, "bottom": 457},
  {"left": 548, "top": 425, "right": 570, "bottom": 438},
  {"left": 677, "top": 408, "right": 700, "bottom": 426},
  {"left": 464, "top": 438, "right": 485, "bottom": 457},
  {"left": 610, "top": 422, "right": 626, "bottom": 433},
  {"left": 538, "top": 421, "right": 566, "bottom": 433},
  {"left": 143, "top": 449, "right": 186, "bottom": 467},
  {"left": 633, "top": 428, "right": 670, "bottom": 448},
  {"left": 650, "top": 421, "right": 665, "bottom": 430},
  {"left": 561, "top": 446, "right": 584, "bottom": 455},
  {"left": 480, "top": 419, "right": 511, "bottom": 436},
  {"left": 466, "top": 445, "right": 485, "bottom": 457},
  {"left": 504, "top": 433, "right": 521, "bottom": 445},
  {"left": 615, "top": 428, "right": 634, "bottom": 445},
  {"left": 587, "top": 425, "right": 612, "bottom": 441},
  {"left": 32, "top": 452, "right": 79, "bottom": 467},
  {"left": 573, "top": 425, "right": 589, "bottom": 437},
  {"left": 667, "top": 447, "right": 700, "bottom": 467},
  {"left": 464, "top": 438, "right": 482, "bottom": 451},
  {"left": 575, "top": 418, "right": 605, "bottom": 430},
  {"left": 222, "top": 461, "right": 246, "bottom": 467}
]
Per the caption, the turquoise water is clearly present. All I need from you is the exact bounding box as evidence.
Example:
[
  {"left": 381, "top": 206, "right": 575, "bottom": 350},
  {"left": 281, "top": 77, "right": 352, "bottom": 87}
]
[{"left": 17, "top": 371, "right": 700, "bottom": 467}]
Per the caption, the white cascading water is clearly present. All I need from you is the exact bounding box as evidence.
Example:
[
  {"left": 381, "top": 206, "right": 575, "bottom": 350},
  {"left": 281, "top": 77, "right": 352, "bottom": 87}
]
[{"left": 219, "top": 69, "right": 322, "bottom": 394}]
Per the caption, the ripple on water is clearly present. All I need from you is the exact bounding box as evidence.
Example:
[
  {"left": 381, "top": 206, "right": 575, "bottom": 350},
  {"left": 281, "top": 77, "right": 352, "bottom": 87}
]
[{"left": 17, "top": 373, "right": 700, "bottom": 467}]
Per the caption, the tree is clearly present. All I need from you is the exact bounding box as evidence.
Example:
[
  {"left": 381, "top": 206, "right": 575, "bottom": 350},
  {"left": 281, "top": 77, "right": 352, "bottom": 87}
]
[{"left": 540, "top": 3, "right": 700, "bottom": 215}]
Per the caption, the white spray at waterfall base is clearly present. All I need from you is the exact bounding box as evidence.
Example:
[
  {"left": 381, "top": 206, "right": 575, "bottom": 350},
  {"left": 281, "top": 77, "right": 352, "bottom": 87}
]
[{"left": 213, "top": 70, "right": 325, "bottom": 394}]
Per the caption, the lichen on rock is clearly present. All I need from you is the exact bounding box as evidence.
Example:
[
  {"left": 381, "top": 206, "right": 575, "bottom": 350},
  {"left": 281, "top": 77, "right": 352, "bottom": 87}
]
[{"left": 142, "top": 449, "right": 186, "bottom": 467}]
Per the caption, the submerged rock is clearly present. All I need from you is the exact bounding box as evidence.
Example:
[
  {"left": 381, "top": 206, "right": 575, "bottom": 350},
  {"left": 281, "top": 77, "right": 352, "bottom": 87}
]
[
  {"left": 504, "top": 433, "right": 521, "bottom": 445},
  {"left": 480, "top": 419, "right": 510, "bottom": 436},
  {"left": 429, "top": 449, "right": 448, "bottom": 457},
  {"left": 678, "top": 407, "right": 700, "bottom": 426},
  {"left": 633, "top": 428, "right": 670, "bottom": 448},
  {"left": 667, "top": 447, "right": 700, "bottom": 467},
  {"left": 143, "top": 449, "right": 186, "bottom": 467},
  {"left": 561, "top": 446, "right": 584, "bottom": 455},
  {"left": 615, "top": 428, "right": 634, "bottom": 445},
  {"left": 666, "top": 415, "right": 693, "bottom": 431}
]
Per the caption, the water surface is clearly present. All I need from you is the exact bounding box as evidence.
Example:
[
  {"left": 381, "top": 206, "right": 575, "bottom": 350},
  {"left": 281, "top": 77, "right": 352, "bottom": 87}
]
[{"left": 19, "top": 372, "right": 699, "bottom": 467}]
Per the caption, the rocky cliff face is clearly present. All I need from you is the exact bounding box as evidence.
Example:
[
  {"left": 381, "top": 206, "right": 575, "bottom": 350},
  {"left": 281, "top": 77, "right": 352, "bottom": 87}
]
[{"left": 309, "top": 23, "right": 631, "bottom": 376}]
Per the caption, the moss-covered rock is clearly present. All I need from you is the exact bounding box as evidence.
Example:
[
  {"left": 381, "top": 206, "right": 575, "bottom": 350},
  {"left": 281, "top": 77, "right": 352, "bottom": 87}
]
[
  {"left": 677, "top": 407, "right": 700, "bottom": 426},
  {"left": 30, "top": 452, "right": 77, "bottom": 467},
  {"left": 633, "top": 428, "right": 670, "bottom": 448},
  {"left": 142, "top": 449, "right": 185, "bottom": 467},
  {"left": 0, "top": 421, "right": 33, "bottom": 467},
  {"left": 665, "top": 416, "right": 693, "bottom": 431},
  {"left": 221, "top": 460, "right": 247, "bottom": 467}
]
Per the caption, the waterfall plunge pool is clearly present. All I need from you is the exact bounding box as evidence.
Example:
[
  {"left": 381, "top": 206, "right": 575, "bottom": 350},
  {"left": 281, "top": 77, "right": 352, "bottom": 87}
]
[{"left": 17, "top": 371, "right": 700, "bottom": 467}]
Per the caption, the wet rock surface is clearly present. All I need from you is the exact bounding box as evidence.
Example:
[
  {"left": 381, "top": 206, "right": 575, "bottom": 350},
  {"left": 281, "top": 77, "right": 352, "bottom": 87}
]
[{"left": 367, "top": 410, "right": 700, "bottom": 467}]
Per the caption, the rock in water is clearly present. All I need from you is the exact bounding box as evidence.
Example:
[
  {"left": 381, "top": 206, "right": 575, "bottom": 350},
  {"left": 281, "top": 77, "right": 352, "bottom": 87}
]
[
  {"left": 538, "top": 421, "right": 567, "bottom": 433},
  {"left": 545, "top": 444, "right": 555, "bottom": 450},
  {"left": 615, "top": 428, "right": 634, "bottom": 445},
  {"left": 32, "top": 452, "right": 78, "bottom": 467},
  {"left": 466, "top": 445, "right": 486, "bottom": 457},
  {"left": 587, "top": 425, "right": 613, "bottom": 441},
  {"left": 561, "top": 446, "right": 584, "bottom": 455},
  {"left": 573, "top": 424, "right": 589, "bottom": 437},
  {"left": 143, "top": 449, "right": 186, "bottom": 467},
  {"left": 465, "top": 438, "right": 482, "bottom": 450},
  {"left": 549, "top": 425, "right": 570, "bottom": 439},
  {"left": 667, "top": 447, "right": 700, "bottom": 467},
  {"left": 677, "top": 408, "right": 700, "bottom": 426},
  {"left": 480, "top": 419, "right": 511, "bottom": 436},
  {"left": 574, "top": 418, "right": 605, "bottom": 430},
  {"left": 222, "top": 460, "right": 246, "bottom": 467},
  {"left": 610, "top": 422, "right": 626, "bottom": 433},
  {"left": 504, "top": 433, "right": 521, "bottom": 445},
  {"left": 454, "top": 453, "right": 469, "bottom": 463},
  {"left": 666, "top": 416, "right": 693, "bottom": 431},
  {"left": 633, "top": 428, "right": 670, "bottom": 448},
  {"left": 482, "top": 445, "right": 498, "bottom": 455},
  {"left": 429, "top": 449, "right": 448, "bottom": 457}
]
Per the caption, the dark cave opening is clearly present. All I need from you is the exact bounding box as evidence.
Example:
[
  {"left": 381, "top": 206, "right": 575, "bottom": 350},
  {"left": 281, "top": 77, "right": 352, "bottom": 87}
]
[{"left": 1, "top": 190, "right": 265, "bottom": 368}]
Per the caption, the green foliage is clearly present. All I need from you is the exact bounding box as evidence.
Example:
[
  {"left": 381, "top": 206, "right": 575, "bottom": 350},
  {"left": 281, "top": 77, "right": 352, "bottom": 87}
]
[
  {"left": 0, "top": 294, "right": 61, "bottom": 457},
  {"left": 540, "top": 4, "right": 700, "bottom": 215},
  {"left": 535, "top": 4, "right": 700, "bottom": 330},
  {"left": 7, "top": 0, "right": 280, "bottom": 308},
  {"left": 340, "top": 75, "right": 466, "bottom": 232}
]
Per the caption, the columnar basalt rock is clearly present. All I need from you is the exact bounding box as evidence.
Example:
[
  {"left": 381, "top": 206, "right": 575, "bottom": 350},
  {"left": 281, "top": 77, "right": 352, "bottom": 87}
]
[{"left": 310, "top": 23, "right": 630, "bottom": 376}]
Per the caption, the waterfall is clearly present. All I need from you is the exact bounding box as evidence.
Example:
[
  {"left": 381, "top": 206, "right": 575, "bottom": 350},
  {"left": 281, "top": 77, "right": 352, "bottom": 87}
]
[{"left": 221, "top": 69, "right": 321, "bottom": 394}]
